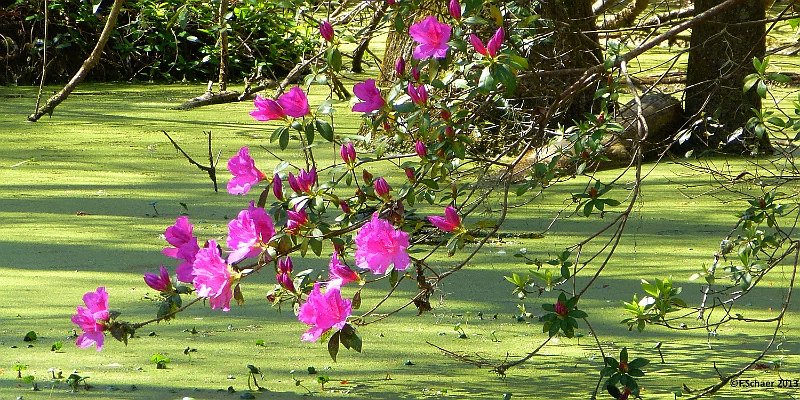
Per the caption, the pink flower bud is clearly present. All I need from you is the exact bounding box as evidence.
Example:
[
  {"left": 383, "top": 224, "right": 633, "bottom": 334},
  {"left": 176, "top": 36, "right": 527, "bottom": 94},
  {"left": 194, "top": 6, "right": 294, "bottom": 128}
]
[
  {"left": 404, "top": 167, "right": 416, "bottom": 182},
  {"left": 407, "top": 83, "right": 428, "bottom": 106},
  {"left": 278, "top": 257, "right": 294, "bottom": 274},
  {"left": 277, "top": 272, "right": 295, "bottom": 292},
  {"left": 554, "top": 300, "right": 568, "bottom": 316},
  {"left": 448, "top": 0, "right": 461, "bottom": 21},
  {"left": 288, "top": 168, "right": 317, "bottom": 194},
  {"left": 144, "top": 265, "right": 172, "bottom": 292},
  {"left": 445, "top": 126, "right": 455, "bottom": 138},
  {"left": 415, "top": 140, "right": 428, "bottom": 158},
  {"left": 340, "top": 142, "right": 356, "bottom": 165},
  {"left": 340, "top": 200, "right": 351, "bottom": 214},
  {"left": 286, "top": 207, "right": 309, "bottom": 235},
  {"left": 272, "top": 174, "right": 284, "bottom": 201},
  {"left": 374, "top": 177, "right": 391, "bottom": 199},
  {"left": 411, "top": 67, "right": 421, "bottom": 81},
  {"left": 319, "top": 20, "right": 334, "bottom": 42},
  {"left": 395, "top": 57, "right": 406, "bottom": 77},
  {"left": 486, "top": 27, "right": 504, "bottom": 58},
  {"left": 386, "top": 0, "right": 396, "bottom": 5},
  {"left": 440, "top": 109, "right": 451, "bottom": 120}
]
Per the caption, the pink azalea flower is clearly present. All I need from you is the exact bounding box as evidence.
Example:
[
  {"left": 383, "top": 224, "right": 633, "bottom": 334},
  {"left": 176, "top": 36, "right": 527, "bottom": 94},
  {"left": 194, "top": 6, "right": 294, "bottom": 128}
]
[
  {"left": 144, "top": 265, "right": 172, "bottom": 292},
  {"left": 278, "top": 86, "right": 311, "bottom": 118},
  {"left": 227, "top": 147, "right": 266, "bottom": 195},
  {"left": 409, "top": 16, "right": 452, "bottom": 60},
  {"left": 407, "top": 83, "right": 428, "bottom": 105},
  {"left": 470, "top": 27, "right": 504, "bottom": 58},
  {"left": 354, "top": 213, "right": 410, "bottom": 274},
  {"left": 227, "top": 201, "right": 276, "bottom": 264},
  {"left": 329, "top": 253, "right": 360, "bottom": 286},
  {"left": 286, "top": 207, "right": 309, "bottom": 235},
  {"left": 448, "top": 0, "right": 461, "bottom": 21},
  {"left": 352, "top": 79, "right": 385, "bottom": 113},
  {"left": 272, "top": 173, "right": 284, "bottom": 201},
  {"left": 193, "top": 240, "right": 234, "bottom": 312},
  {"left": 287, "top": 168, "right": 317, "bottom": 194},
  {"left": 162, "top": 216, "right": 200, "bottom": 283},
  {"left": 374, "top": 177, "right": 391, "bottom": 200},
  {"left": 71, "top": 287, "right": 109, "bottom": 351},
  {"left": 319, "top": 20, "right": 334, "bottom": 42},
  {"left": 250, "top": 94, "right": 286, "bottom": 122},
  {"left": 340, "top": 142, "right": 356, "bottom": 165},
  {"left": 297, "top": 282, "right": 352, "bottom": 342},
  {"left": 427, "top": 205, "right": 462, "bottom": 232}
]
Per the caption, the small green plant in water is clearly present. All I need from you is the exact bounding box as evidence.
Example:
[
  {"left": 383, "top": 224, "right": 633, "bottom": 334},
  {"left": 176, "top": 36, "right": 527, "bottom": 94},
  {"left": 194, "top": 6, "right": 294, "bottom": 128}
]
[{"left": 150, "top": 353, "right": 170, "bottom": 369}]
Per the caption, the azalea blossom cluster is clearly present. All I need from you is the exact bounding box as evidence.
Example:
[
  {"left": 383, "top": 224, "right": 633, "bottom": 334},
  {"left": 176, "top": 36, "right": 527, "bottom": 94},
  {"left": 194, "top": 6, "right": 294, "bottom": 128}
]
[{"left": 72, "top": 4, "right": 506, "bottom": 357}]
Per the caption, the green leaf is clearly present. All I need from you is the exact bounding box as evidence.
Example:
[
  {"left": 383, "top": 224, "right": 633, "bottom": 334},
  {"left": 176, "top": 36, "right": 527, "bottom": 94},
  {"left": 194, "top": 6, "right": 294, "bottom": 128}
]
[
  {"left": 315, "top": 120, "right": 334, "bottom": 142},
  {"left": 569, "top": 309, "right": 588, "bottom": 319},
  {"left": 327, "top": 48, "right": 343, "bottom": 72},
  {"left": 478, "top": 66, "right": 496, "bottom": 93},
  {"left": 279, "top": 128, "right": 290, "bottom": 150},
  {"left": 494, "top": 64, "right": 516, "bottom": 95},
  {"left": 339, "top": 324, "right": 362, "bottom": 352},
  {"left": 23, "top": 331, "right": 37, "bottom": 342},
  {"left": 628, "top": 358, "right": 649, "bottom": 369},
  {"left": 305, "top": 122, "right": 315, "bottom": 146},
  {"left": 390, "top": 269, "right": 399, "bottom": 287},
  {"left": 757, "top": 80, "right": 768, "bottom": 99},
  {"left": 309, "top": 238, "right": 323, "bottom": 256},
  {"left": 328, "top": 332, "right": 340, "bottom": 362},
  {"left": 561, "top": 264, "right": 571, "bottom": 280}
]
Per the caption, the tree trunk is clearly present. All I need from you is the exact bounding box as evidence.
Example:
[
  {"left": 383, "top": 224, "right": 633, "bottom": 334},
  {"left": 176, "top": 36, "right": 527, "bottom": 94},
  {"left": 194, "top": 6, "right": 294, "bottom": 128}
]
[
  {"left": 518, "top": 0, "right": 602, "bottom": 132},
  {"left": 27, "top": 0, "right": 125, "bottom": 121},
  {"left": 685, "top": 0, "right": 770, "bottom": 153},
  {"left": 217, "top": 0, "right": 229, "bottom": 92}
]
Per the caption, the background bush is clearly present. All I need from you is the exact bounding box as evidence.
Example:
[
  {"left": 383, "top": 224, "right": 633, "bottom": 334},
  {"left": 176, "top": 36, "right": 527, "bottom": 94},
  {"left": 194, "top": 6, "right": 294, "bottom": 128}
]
[{"left": 0, "top": 0, "right": 313, "bottom": 85}]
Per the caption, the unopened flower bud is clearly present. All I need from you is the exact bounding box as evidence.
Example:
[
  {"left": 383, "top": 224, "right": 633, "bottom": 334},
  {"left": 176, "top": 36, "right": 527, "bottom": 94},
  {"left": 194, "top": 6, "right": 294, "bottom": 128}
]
[
  {"left": 395, "top": 57, "right": 406, "bottom": 77},
  {"left": 374, "top": 177, "right": 391, "bottom": 200}
]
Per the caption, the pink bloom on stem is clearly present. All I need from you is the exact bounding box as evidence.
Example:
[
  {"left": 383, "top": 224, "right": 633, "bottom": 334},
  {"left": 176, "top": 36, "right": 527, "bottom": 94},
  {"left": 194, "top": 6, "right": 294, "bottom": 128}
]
[
  {"left": 162, "top": 216, "right": 200, "bottom": 283},
  {"left": 415, "top": 140, "right": 428, "bottom": 158},
  {"left": 272, "top": 173, "right": 284, "bottom": 201},
  {"left": 354, "top": 213, "right": 410, "bottom": 275},
  {"left": 227, "top": 201, "right": 276, "bottom": 264},
  {"left": 287, "top": 168, "right": 317, "bottom": 194},
  {"left": 286, "top": 207, "right": 309, "bottom": 235},
  {"left": 193, "top": 240, "right": 234, "bottom": 312},
  {"left": 407, "top": 83, "right": 428, "bottom": 105},
  {"left": 374, "top": 177, "right": 391, "bottom": 200},
  {"left": 250, "top": 94, "right": 286, "bottom": 122},
  {"left": 329, "top": 252, "right": 360, "bottom": 286},
  {"left": 297, "top": 282, "right": 352, "bottom": 342},
  {"left": 340, "top": 200, "right": 351, "bottom": 214},
  {"left": 278, "top": 86, "right": 311, "bottom": 118},
  {"left": 470, "top": 27, "right": 504, "bottom": 58},
  {"left": 319, "top": 20, "right": 334, "bottom": 42},
  {"left": 386, "top": 0, "right": 396, "bottom": 5},
  {"left": 71, "top": 287, "right": 109, "bottom": 351},
  {"left": 144, "top": 265, "right": 172, "bottom": 292},
  {"left": 352, "top": 79, "right": 385, "bottom": 113},
  {"left": 409, "top": 16, "right": 452, "bottom": 60},
  {"left": 395, "top": 57, "right": 406, "bottom": 76},
  {"left": 162, "top": 216, "right": 197, "bottom": 258},
  {"left": 227, "top": 147, "right": 266, "bottom": 195},
  {"left": 448, "top": 0, "right": 461, "bottom": 21},
  {"left": 340, "top": 142, "right": 357, "bottom": 165},
  {"left": 427, "top": 205, "right": 462, "bottom": 232}
]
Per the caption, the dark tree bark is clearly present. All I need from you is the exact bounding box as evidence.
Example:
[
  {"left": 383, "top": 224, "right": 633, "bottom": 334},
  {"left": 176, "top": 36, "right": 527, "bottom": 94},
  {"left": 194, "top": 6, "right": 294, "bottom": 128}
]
[
  {"left": 685, "top": 0, "right": 770, "bottom": 153},
  {"left": 519, "top": 0, "right": 603, "bottom": 130}
]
